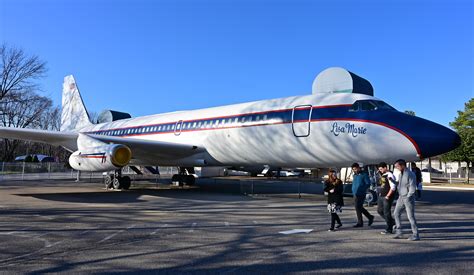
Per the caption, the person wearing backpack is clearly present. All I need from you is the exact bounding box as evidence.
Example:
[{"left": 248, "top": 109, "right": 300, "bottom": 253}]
[
  {"left": 376, "top": 162, "right": 397, "bottom": 234},
  {"left": 411, "top": 162, "right": 423, "bottom": 200},
  {"left": 324, "top": 169, "right": 344, "bottom": 232}
]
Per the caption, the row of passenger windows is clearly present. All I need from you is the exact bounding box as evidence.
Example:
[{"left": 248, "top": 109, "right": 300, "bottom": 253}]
[{"left": 94, "top": 114, "right": 272, "bottom": 136}]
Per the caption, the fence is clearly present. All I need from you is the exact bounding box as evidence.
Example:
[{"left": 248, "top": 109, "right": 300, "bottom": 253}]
[{"left": 0, "top": 162, "right": 180, "bottom": 181}]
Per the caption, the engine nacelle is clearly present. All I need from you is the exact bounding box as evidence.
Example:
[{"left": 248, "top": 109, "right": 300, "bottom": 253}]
[{"left": 69, "top": 144, "right": 132, "bottom": 172}]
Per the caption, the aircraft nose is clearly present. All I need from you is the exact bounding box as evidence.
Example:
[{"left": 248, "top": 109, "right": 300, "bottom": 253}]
[{"left": 408, "top": 116, "right": 462, "bottom": 158}]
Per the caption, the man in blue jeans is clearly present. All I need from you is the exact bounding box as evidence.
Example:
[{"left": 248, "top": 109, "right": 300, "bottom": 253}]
[{"left": 351, "top": 163, "right": 374, "bottom": 227}]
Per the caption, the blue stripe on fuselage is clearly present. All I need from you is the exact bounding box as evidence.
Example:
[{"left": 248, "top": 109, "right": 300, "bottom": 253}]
[{"left": 85, "top": 105, "right": 458, "bottom": 159}]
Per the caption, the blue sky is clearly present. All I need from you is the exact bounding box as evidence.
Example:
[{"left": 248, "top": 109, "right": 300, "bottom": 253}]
[{"left": 1, "top": 0, "right": 472, "bottom": 127}]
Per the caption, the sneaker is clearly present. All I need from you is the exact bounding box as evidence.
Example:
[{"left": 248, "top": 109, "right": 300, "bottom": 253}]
[
  {"left": 353, "top": 224, "right": 363, "bottom": 228},
  {"left": 368, "top": 216, "right": 374, "bottom": 226},
  {"left": 380, "top": 230, "right": 393, "bottom": 235},
  {"left": 336, "top": 223, "right": 343, "bottom": 229},
  {"left": 408, "top": 235, "right": 420, "bottom": 241},
  {"left": 328, "top": 228, "right": 335, "bottom": 232},
  {"left": 393, "top": 234, "right": 403, "bottom": 239}
]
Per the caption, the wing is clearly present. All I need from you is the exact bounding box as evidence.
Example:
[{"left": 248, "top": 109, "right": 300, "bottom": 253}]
[
  {"left": 87, "top": 134, "right": 205, "bottom": 161},
  {"left": 0, "top": 127, "right": 78, "bottom": 150}
]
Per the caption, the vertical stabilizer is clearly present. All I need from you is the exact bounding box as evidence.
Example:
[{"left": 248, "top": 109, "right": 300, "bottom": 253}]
[{"left": 61, "top": 75, "right": 92, "bottom": 131}]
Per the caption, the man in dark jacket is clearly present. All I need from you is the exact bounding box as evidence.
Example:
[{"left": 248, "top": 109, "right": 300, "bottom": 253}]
[
  {"left": 411, "top": 162, "right": 423, "bottom": 200},
  {"left": 351, "top": 163, "right": 374, "bottom": 227},
  {"left": 377, "top": 162, "right": 397, "bottom": 234}
]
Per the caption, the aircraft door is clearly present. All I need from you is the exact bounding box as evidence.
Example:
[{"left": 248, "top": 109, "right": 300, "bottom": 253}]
[
  {"left": 175, "top": 120, "right": 183, "bottom": 136},
  {"left": 291, "top": 105, "right": 312, "bottom": 137}
]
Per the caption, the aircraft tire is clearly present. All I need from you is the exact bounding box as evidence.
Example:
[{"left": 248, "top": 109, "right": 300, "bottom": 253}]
[
  {"left": 104, "top": 175, "right": 113, "bottom": 189},
  {"left": 185, "top": 175, "right": 195, "bottom": 186},
  {"left": 365, "top": 190, "right": 377, "bottom": 206},
  {"left": 112, "top": 177, "right": 122, "bottom": 190},
  {"left": 121, "top": 176, "right": 131, "bottom": 190},
  {"left": 171, "top": 174, "right": 179, "bottom": 184}
]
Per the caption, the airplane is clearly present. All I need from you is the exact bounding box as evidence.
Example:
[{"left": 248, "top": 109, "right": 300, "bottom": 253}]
[{"left": 0, "top": 67, "right": 461, "bottom": 189}]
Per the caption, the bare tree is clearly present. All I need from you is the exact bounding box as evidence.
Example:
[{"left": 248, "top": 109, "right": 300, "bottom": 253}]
[
  {"left": 0, "top": 44, "right": 47, "bottom": 102},
  {"left": 1, "top": 90, "right": 52, "bottom": 161}
]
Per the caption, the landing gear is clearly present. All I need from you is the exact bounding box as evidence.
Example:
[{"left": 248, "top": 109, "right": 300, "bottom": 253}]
[
  {"left": 171, "top": 174, "right": 195, "bottom": 186},
  {"left": 104, "top": 170, "right": 132, "bottom": 190},
  {"left": 104, "top": 175, "right": 114, "bottom": 189},
  {"left": 171, "top": 167, "right": 196, "bottom": 186}
]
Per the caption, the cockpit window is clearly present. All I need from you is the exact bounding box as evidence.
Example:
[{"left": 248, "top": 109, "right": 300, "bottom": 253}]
[
  {"left": 373, "top": 100, "right": 396, "bottom": 110},
  {"left": 360, "top": 101, "right": 377, "bottom": 111},
  {"left": 349, "top": 100, "right": 396, "bottom": 112},
  {"left": 349, "top": 101, "right": 360, "bottom": 112}
]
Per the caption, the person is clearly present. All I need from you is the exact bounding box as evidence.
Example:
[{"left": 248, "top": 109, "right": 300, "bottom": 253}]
[
  {"left": 411, "top": 162, "right": 423, "bottom": 200},
  {"left": 376, "top": 162, "right": 397, "bottom": 234},
  {"left": 351, "top": 163, "right": 374, "bottom": 227},
  {"left": 393, "top": 159, "right": 420, "bottom": 241},
  {"left": 324, "top": 169, "right": 344, "bottom": 231}
]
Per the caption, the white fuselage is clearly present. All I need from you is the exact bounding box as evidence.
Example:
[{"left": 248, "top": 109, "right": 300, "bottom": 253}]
[{"left": 78, "top": 92, "right": 419, "bottom": 168}]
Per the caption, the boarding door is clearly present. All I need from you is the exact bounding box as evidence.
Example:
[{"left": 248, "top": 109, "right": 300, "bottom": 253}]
[
  {"left": 291, "top": 105, "right": 312, "bottom": 137},
  {"left": 175, "top": 120, "right": 183, "bottom": 136}
]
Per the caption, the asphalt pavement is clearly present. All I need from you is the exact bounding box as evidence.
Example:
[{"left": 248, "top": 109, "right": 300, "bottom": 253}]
[{"left": 0, "top": 178, "right": 472, "bottom": 274}]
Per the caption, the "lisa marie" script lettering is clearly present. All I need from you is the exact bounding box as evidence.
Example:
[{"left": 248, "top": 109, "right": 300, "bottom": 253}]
[{"left": 330, "top": 122, "right": 367, "bottom": 137}]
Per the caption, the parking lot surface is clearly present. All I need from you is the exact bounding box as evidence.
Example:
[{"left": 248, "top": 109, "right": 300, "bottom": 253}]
[{"left": 0, "top": 178, "right": 473, "bottom": 274}]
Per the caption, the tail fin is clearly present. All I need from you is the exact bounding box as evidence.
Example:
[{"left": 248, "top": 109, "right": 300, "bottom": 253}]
[{"left": 61, "top": 75, "right": 92, "bottom": 132}]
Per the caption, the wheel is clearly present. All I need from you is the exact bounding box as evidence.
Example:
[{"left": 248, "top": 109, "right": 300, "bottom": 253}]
[
  {"left": 365, "top": 190, "right": 377, "bottom": 205},
  {"left": 121, "top": 176, "right": 131, "bottom": 190},
  {"left": 171, "top": 174, "right": 180, "bottom": 185},
  {"left": 185, "top": 175, "right": 195, "bottom": 186},
  {"left": 104, "top": 175, "right": 113, "bottom": 189},
  {"left": 112, "top": 177, "right": 122, "bottom": 189}
]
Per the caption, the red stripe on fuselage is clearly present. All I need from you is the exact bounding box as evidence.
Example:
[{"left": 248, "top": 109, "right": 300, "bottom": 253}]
[{"left": 90, "top": 104, "right": 352, "bottom": 133}]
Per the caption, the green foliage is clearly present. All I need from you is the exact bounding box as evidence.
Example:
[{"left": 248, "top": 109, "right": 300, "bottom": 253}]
[{"left": 442, "top": 98, "right": 474, "bottom": 165}]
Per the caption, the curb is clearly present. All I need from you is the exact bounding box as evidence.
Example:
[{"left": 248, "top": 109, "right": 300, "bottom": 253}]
[{"left": 424, "top": 185, "right": 474, "bottom": 191}]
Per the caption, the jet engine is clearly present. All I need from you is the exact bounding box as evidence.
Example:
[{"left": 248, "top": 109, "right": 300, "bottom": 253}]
[{"left": 69, "top": 144, "right": 132, "bottom": 172}]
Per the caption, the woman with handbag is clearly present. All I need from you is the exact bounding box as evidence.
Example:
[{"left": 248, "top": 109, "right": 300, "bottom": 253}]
[{"left": 324, "top": 169, "right": 344, "bottom": 231}]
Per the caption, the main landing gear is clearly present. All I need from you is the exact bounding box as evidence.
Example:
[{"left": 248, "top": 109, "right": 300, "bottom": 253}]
[
  {"left": 104, "top": 170, "right": 131, "bottom": 190},
  {"left": 171, "top": 167, "right": 196, "bottom": 186}
]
